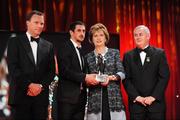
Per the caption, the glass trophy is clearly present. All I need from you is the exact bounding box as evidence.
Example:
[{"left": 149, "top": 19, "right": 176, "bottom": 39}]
[
  {"left": 96, "top": 73, "right": 108, "bottom": 82},
  {"left": 96, "top": 54, "right": 107, "bottom": 82}
]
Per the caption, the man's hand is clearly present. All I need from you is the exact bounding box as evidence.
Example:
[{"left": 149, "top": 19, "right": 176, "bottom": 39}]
[
  {"left": 134, "top": 96, "right": 146, "bottom": 106},
  {"left": 108, "top": 75, "right": 116, "bottom": 81},
  {"left": 134, "top": 96, "right": 156, "bottom": 106},
  {"left": 27, "top": 83, "right": 43, "bottom": 96},
  {"left": 144, "top": 96, "right": 156, "bottom": 105},
  {"left": 108, "top": 75, "right": 120, "bottom": 81},
  {"left": 85, "top": 74, "right": 99, "bottom": 86}
]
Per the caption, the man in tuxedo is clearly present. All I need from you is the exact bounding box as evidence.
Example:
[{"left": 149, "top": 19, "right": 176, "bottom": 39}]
[
  {"left": 7, "top": 10, "right": 55, "bottom": 120},
  {"left": 123, "top": 25, "right": 170, "bottom": 120},
  {"left": 56, "top": 21, "right": 98, "bottom": 120}
]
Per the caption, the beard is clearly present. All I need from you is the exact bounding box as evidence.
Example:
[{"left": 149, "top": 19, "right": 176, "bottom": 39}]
[
  {"left": 77, "top": 36, "right": 85, "bottom": 43},
  {"left": 77, "top": 39, "right": 83, "bottom": 44}
]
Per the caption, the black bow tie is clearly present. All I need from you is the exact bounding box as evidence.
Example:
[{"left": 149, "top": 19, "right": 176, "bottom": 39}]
[
  {"left": 77, "top": 47, "right": 82, "bottom": 54},
  {"left": 77, "top": 47, "right": 82, "bottom": 50},
  {"left": 137, "top": 46, "right": 149, "bottom": 53},
  {"left": 31, "top": 37, "right": 39, "bottom": 43}
]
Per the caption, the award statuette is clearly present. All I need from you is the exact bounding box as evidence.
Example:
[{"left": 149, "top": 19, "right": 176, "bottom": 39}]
[
  {"left": 95, "top": 54, "right": 107, "bottom": 82},
  {"left": 96, "top": 74, "right": 108, "bottom": 82}
]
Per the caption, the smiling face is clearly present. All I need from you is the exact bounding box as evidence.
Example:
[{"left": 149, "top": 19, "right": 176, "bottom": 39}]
[
  {"left": 133, "top": 26, "right": 150, "bottom": 49},
  {"left": 89, "top": 23, "right": 109, "bottom": 47},
  {"left": 26, "top": 14, "right": 44, "bottom": 37},
  {"left": 70, "top": 25, "right": 86, "bottom": 44},
  {"left": 92, "top": 30, "right": 106, "bottom": 47}
]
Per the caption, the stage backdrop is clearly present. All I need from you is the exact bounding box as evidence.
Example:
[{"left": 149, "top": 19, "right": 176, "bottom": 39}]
[{"left": 0, "top": 0, "right": 179, "bottom": 119}]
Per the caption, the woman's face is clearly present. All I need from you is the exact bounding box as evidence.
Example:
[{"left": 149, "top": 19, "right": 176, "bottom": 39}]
[{"left": 92, "top": 30, "right": 106, "bottom": 47}]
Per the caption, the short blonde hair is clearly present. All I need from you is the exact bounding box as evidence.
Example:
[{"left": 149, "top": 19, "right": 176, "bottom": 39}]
[{"left": 89, "top": 23, "right": 110, "bottom": 45}]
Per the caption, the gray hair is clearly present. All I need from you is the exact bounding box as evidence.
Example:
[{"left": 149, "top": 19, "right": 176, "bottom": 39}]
[{"left": 134, "top": 25, "right": 150, "bottom": 37}]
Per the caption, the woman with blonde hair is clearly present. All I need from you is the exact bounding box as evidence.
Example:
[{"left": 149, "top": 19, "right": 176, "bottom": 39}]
[{"left": 85, "top": 23, "right": 126, "bottom": 120}]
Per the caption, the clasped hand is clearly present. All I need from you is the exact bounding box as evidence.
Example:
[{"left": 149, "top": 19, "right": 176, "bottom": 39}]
[
  {"left": 134, "top": 96, "right": 156, "bottom": 106},
  {"left": 27, "top": 83, "right": 43, "bottom": 96}
]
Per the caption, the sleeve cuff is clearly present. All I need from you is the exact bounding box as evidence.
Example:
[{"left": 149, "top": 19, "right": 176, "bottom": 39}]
[{"left": 116, "top": 72, "right": 125, "bottom": 80}]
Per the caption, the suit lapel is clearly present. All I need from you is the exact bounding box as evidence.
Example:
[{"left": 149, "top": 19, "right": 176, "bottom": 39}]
[
  {"left": 133, "top": 49, "right": 142, "bottom": 70},
  {"left": 143, "top": 46, "right": 153, "bottom": 70},
  {"left": 67, "top": 40, "right": 82, "bottom": 71},
  {"left": 20, "top": 34, "right": 35, "bottom": 65},
  {"left": 37, "top": 38, "right": 45, "bottom": 65},
  {"left": 92, "top": 53, "right": 98, "bottom": 72},
  {"left": 86, "top": 52, "right": 98, "bottom": 73}
]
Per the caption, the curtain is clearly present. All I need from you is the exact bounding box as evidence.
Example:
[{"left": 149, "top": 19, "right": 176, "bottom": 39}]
[{"left": 0, "top": 0, "right": 179, "bottom": 119}]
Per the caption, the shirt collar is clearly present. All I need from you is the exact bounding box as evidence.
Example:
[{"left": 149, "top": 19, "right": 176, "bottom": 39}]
[
  {"left": 26, "top": 32, "right": 31, "bottom": 42},
  {"left": 26, "top": 32, "right": 40, "bottom": 42},
  {"left": 70, "top": 39, "right": 82, "bottom": 49},
  {"left": 142, "top": 45, "right": 149, "bottom": 50},
  {"left": 94, "top": 47, "right": 108, "bottom": 57}
]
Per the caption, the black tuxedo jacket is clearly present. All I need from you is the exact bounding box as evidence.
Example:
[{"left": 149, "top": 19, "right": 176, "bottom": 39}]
[
  {"left": 56, "top": 39, "right": 86, "bottom": 104},
  {"left": 7, "top": 34, "right": 55, "bottom": 106},
  {"left": 123, "top": 46, "right": 170, "bottom": 113}
]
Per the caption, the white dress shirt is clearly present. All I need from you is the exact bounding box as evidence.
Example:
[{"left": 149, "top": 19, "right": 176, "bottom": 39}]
[
  {"left": 139, "top": 45, "right": 149, "bottom": 65},
  {"left": 26, "top": 32, "right": 38, "bottom": 64}
]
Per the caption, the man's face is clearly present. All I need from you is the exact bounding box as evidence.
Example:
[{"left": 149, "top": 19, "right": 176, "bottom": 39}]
[
  {"left": 26, "top": 14, "right": 44, "bottom": 37},
  {"left": 70, "top": 25, "right": 86, "bottom": 43},
  {"left": 134, "top": 28, "right": 150, "bottom": 49}
]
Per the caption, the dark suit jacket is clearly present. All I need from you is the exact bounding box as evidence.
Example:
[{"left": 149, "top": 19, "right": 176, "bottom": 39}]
[
  {"left": 7, "top": 34, "right": 55, "bottom": 106},
  {"left": 56, "top": 39, "right": 86, "bottom": 104},
  {"left": 123, "top": 46, "right": 170, "bottom": 113}
]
